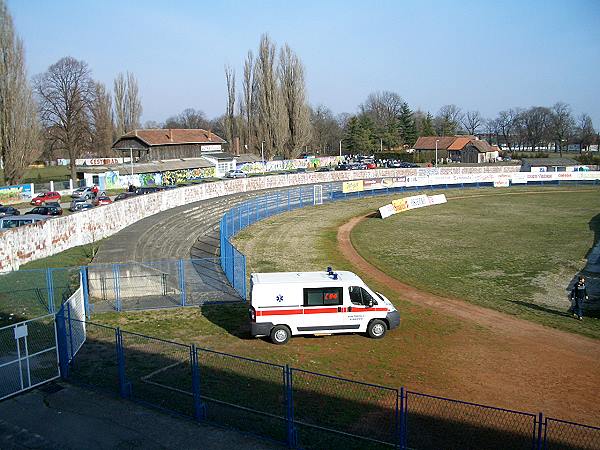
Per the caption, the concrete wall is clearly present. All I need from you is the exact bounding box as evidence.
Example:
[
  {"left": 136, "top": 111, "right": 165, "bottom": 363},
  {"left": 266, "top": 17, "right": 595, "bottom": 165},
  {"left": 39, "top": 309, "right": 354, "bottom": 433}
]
[{"left": 0, "top": 166, "right": 520, "bottom": 272}]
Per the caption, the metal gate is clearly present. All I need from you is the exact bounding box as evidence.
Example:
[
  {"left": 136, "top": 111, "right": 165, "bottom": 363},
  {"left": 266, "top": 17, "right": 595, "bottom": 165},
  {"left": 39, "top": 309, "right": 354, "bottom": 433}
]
[{"left": 0, "top": 314, "right": 60, "bottom": 400}]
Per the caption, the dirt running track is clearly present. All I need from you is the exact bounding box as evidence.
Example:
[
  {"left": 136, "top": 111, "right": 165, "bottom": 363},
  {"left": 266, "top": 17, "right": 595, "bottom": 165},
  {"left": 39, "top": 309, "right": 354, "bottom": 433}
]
[{"left": 338, "top": 215, "right": 600, "bottom": 424}]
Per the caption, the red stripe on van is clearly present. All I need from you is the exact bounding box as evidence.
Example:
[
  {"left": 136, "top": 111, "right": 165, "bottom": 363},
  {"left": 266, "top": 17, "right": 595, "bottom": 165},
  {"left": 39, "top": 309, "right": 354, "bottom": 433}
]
[
  {"left": 303, "top": 307, "right": 338, "bottom": 314},
  {"left": 352, "top": 307, "right": 389, "bottom": 312},
  {"left": 257, "top": 309, "right": 302, "bottom": 316}
]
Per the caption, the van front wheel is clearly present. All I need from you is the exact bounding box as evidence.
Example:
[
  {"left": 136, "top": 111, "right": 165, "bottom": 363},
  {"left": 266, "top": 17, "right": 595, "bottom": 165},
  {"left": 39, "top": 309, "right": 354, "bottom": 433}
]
[
  {"left": 367, "top": 320, "right": 387, "bottom": 339},
  {"left": 270, "top": 325, "right": 291, "bottom": 345}
]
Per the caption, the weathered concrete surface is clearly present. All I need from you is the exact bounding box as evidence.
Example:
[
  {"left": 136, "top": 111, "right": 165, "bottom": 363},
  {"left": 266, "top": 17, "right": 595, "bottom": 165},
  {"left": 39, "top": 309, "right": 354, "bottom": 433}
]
[
  {"left": 0, "top": 382, "right": 284, "bottom": 450},
  {"left": 0, "top": 167, "right": 520, "bottom": 272}
]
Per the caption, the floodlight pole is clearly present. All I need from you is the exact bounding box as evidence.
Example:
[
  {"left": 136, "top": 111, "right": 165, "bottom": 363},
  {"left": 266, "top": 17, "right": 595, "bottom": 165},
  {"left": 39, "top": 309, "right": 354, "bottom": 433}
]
[
  {"left": 261, "top": 141, "right": 265, "bottom": 174},
  {"left": 435, "top": 139, "right": 439, "bottom": 170}
]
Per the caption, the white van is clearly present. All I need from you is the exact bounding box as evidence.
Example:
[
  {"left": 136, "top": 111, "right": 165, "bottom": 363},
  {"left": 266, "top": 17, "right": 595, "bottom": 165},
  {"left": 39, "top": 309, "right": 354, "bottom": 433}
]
[
  {"left": 249, "top": 268, "right": 400, "bottom": 344},
  {"left": 0, "top": 214, "right": 48, "bottom": 231}
]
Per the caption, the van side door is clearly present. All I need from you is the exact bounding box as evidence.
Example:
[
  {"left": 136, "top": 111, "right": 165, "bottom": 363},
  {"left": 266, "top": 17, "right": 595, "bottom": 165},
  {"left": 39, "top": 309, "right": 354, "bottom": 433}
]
[
  {"left": 300, "top": 287, "right": 354, "bottom": 332},
  {"left": 347, "top": 286, "right": 388, "bottom": 325}
]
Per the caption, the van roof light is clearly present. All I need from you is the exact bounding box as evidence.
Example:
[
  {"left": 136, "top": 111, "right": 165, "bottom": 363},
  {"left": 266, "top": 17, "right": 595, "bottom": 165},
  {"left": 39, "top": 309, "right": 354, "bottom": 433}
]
[
  {"left": 327, "top": 266, "right": 333, "bottom": 274},
  {"left": 332, "top": 273, "right": 338, "bottom": 280}
]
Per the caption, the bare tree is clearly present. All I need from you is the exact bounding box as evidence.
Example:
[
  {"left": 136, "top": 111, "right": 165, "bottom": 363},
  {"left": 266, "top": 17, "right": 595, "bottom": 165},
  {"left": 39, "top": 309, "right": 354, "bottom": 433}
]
[
  {"left": 279, "top": 44, "right": 311, "bottom": 158},
  {"left": 519, "top": 106, "right": 552, "bottom": 151},
  {"left": 360, "top": 91, "right": 404, "bottom": 126},
  {"left": 435, "top": 104, "right": 462, "bottom": 135},
  {"left": 90, "top": 82, "right": 114, "bottom": 155},
  {"left": 253, "top": 34, "right": 286, "bottom": 159},
  {"left": 550, "top": 102, "right": 574, "bottom": 156},
  {"left": 113, "top": 71, "right": 142, "bottom": 136},
  {"left": 495, "top": 109, "right": 519, "bottom": 151},
  {"left": 113, "top": 73, "right": 126, "bottom": 137},
  {"left": 34, "top": 57, "right": 95, "bottom": 181},
  {"left": 240, "top": 51, "right": 256, "bottom": 152},
  {"left": 461, "top": 110, "right": 483, "bottom": 135},
  {"left": 224, "top": 64, "right": 236, "bottom": 148},
  {"left": 126, "top": 72, "right": 142, "bottom": 131},
  {"left": 164, "top": 108, "right": 209, "bottom": 129},
  {"left": 309, "top": 105, "right": 343, "bottom": 155},
  {"left": 576, "top": 113, "right": 595, "bottom": 151},
  {"left": 0, "top": 0, "right": 40, "bottom": 184}
]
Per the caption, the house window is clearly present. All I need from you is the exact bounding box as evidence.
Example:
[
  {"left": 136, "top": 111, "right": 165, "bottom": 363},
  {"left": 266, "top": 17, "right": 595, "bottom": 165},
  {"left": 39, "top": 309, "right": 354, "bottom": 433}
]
[
  {"left": 303, "top": 287, "right": 343, "bottom": 307},
  {"left": 218, "top": 162, "right": 229, "bottom": 172}
]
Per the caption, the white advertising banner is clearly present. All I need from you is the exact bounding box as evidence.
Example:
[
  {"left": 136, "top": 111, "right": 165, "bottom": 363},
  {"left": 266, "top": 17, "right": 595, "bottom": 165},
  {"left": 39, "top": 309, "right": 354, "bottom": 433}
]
[
  {"left": 428, "top": 194, "right": 448, "bottom": 205},
  {"left": 494, "top": 179, "right": 510, "bottom": 187},
  {"left": 379, "top": 204, "right": 396, "bottom": 219}
]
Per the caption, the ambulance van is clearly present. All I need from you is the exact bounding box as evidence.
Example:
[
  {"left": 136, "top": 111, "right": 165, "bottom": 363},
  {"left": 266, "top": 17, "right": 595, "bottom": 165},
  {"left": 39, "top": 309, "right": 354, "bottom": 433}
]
[{"left": 249, "top": 268, "right": 400, "bottom": 344}]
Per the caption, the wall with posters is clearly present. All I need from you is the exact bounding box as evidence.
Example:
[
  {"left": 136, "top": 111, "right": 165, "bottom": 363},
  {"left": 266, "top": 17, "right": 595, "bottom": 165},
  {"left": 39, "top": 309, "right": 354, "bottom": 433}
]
[{"left": 0, "top": 183, "right": 33, "bottom": 205}]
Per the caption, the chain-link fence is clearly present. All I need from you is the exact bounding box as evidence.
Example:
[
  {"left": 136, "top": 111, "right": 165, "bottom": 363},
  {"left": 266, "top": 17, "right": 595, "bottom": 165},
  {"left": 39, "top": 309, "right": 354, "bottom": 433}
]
[
  {"left": 290, "top": 368, "right": 399, "bottom": 450},
  {"left": 56, "top": 312, "right": 599, "bottom": 450},
  {"left": 196, "top": 347, "right": 287, "bottom": 442},
  {"left": 543, "top": 417, "right": 600, "bottom": 449},
  {"left": 404, "top": 390, "right": 537, "bottom": 450}
]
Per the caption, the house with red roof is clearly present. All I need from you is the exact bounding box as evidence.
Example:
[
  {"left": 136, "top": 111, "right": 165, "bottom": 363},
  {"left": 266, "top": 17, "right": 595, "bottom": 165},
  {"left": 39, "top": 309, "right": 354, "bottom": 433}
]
[{"left": 413, "top": 136, "right": 499, "bottom": 163}]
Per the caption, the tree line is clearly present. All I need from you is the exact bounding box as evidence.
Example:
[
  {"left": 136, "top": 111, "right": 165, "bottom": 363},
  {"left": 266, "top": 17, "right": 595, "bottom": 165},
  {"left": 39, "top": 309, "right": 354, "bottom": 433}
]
[{"left": 1, "top": 0, "right": 599, "bottom": 185}]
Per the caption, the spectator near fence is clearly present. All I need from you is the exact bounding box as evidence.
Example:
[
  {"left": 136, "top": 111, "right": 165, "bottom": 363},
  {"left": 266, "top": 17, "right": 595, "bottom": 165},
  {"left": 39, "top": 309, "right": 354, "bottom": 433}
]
[{"left": 570, "top": 276, "right": 588, "bottom": 321}]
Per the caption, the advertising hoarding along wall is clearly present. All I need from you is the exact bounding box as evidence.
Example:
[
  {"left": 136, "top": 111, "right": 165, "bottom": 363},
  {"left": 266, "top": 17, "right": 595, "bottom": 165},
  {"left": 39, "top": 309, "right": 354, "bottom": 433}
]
[{"left": 380, "top": 194, "right": 448, "bottom": 219}]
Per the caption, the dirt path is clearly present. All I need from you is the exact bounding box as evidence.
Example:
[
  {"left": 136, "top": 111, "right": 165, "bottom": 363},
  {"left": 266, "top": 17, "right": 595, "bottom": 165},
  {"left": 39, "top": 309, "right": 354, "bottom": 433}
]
[{"left": 338, "top": 215, "right": 600, "bottom": 424}]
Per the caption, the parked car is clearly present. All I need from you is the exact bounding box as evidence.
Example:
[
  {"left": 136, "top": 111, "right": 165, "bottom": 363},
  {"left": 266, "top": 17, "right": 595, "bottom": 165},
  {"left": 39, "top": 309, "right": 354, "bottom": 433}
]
[
  {"left": 334, "top": 163, "right": 352, "bottom": 171},
  {"left": 25, "top": 205, "right": 63, "bottom": 216},
  {"left": 316, "top": 166, "right": 332, "bottom": 172},
  {"left": 31, "top": 191, "right": 61, "bottom": 205},
  {"left": 366, "top": 162, "right": 377, "bottom": 169},
  {"left": 114, "top": 192, "right": 137, "bottom": 202},
  {"left": 69, "top": 202, "right": 95, "bottom": 212},
  {"left": 0, "top": 206, "right": 20, "bottom": 217},
  {"left": 71, "top": 187, "right": 94, "bottom": 200},
  {"left": 350, "top": 162, "right": 367, "bottom": 170},
  {"left": 92, "top": 195, "right": 113, "bottom": 206},
  {"left": 135, "top": 186, "right": 162, "bottom": 195},
  {"left": 225, "top": 169, "right": 247, "bottom": 178},
  {"left": 0, "top": 214, "right": 48, "bottom": 230}
]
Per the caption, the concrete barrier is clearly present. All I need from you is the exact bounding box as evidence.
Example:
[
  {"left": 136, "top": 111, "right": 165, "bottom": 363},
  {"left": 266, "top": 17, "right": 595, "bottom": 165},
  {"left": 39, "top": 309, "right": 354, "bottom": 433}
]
[{"left": 0, "top": 166, "right": 521, "bottom": 272}]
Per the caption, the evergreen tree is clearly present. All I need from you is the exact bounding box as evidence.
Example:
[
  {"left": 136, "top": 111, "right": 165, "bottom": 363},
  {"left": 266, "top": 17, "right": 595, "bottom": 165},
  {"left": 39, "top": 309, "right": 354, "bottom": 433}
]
[
  {"left": 399, "top": 102, "right": 417, "bottom": 146},
  {"left": 421, "top": 112, "right": 435, "bottom": 136},
  {"left": 345, "top": 115, "right": 376, "bottom": 153}
]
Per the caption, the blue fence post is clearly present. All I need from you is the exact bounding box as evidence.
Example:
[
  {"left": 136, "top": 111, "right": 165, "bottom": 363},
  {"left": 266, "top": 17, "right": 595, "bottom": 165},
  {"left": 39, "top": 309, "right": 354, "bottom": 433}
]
[
  {"left": 285, "top": 365, "right": 297, "bottom": 448},
  {"left": 242, "top": 253, "right": 247, "bottom": 300},
  {"left": 116, "top": 328, "right": 130, "bottom": 399},
  {"left": 397, "top": 387, "right": 403, "bottom": 449},
  {"left": 112, "top": 264, "right": 121, "bottom": 312},
  {"left": 46, "top": 268, "right": 55, "bottom": 313},
  {"left": 191, "top": 345, "right": 206, "bottom": 421},
  {"left": 287, "top": 190, "right": 291, "bottom": 210},
  {"left": 80, "top": 266, "right": 90, "bottom": 318},
  {"left": 299, "top": 187, "right": 303, "bottom": 208},
  {"left": 178, "top": 259, "right": 186, "bottom": 306},
  {"left": 55, "top": 305, "right": 69, "bottom": 379},
  {"left": 247, "top": 201, "right": 251, "bottom": 227},
  {"left": 536, "top": 412, "right": 544, "bottom": 450}
]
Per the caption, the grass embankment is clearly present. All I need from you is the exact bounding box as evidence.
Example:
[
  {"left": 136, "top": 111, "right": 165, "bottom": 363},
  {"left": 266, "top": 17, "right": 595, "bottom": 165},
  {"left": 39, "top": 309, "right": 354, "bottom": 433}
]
[
  {"left": 0, "top": 165, "right": 70, "bottom": 185},
  {"left": 352, "top": 187, "right": 600, "bottom": 339},
  {"left": 0, "top": 242, "right": 100, "bottom": 326}
]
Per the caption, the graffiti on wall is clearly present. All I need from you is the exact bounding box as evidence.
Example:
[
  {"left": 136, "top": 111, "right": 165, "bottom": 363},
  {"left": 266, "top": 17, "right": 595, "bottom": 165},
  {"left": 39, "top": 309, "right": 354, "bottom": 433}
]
[
  {"left": 162, "top": 167, "right": 216, "bottom": 185},
  {"left": 0, "top": 183, "right": 33, "bottom": 204},
  {"left": 237, "top": 156, "right": 342, "bottom": 174}
]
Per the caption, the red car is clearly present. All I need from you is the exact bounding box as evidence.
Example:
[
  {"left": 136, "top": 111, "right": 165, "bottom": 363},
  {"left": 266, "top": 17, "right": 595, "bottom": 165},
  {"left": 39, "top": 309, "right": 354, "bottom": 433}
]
[
  {"left": 31, "top": 191, "right": 61, "bottom": 205},
  {"left": 92, "top": 195, "right": 113, "bottom": 206}
]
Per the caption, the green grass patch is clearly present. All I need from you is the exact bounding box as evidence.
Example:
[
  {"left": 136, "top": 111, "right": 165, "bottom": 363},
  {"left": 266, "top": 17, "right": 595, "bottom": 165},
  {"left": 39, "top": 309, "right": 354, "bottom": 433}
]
[{"left": 0, "top": 241, "right": 101, "bottom": 326}]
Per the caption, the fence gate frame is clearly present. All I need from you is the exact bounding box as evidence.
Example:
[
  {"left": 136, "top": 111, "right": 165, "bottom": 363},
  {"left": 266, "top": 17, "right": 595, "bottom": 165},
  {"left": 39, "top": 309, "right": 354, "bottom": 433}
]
[{"left": 0, "top": 314, "right": 60, "bottom": 401}]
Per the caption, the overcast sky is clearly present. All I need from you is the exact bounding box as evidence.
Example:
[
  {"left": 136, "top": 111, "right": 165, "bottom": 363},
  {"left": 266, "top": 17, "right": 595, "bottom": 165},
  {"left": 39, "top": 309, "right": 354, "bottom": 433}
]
[{"left": 8, "top": 0, "right": 600, "bottom": 127}]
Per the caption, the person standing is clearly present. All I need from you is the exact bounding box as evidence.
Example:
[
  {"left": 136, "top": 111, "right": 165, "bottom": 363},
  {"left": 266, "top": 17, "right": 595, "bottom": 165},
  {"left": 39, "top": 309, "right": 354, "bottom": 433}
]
[
  {"left": 570, "top": 276, "right": 588, "bottom": 321},
  {"left": 91, "top": 184, "right": 99, "bottom": 199}
]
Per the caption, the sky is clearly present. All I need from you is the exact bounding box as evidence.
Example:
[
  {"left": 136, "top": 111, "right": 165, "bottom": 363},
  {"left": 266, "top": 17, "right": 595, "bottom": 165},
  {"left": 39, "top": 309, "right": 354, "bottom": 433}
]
[{"left": 8, "top": 0, "right": 600, "bottom": 127}]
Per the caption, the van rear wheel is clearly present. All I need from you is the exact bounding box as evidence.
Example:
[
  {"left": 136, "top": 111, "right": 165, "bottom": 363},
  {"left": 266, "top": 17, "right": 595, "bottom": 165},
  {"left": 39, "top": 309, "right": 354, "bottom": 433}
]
[
  {"left": 367, "top": 320, "right": 387, "bottom": 339},
  {"left": 270, "top": 325, "right": 291, "bottom": 345}
]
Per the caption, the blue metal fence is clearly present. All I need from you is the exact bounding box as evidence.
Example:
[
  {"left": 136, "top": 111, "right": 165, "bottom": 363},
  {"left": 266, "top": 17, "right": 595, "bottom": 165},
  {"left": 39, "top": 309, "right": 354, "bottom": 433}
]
[
  {"left": 54, "top": 316, "right": 600, "bottom": 449},
  {"left": 219, "top": 179, "right": 600, "bottom": 302}
]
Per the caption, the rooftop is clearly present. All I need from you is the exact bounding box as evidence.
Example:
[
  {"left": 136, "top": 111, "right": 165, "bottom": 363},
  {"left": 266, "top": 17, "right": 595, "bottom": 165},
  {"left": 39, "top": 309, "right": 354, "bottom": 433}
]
[
  {"left": 114, "top": 128, "right": 226, "bottom": 147},
  {"left": 251, "top": 270, "right": 362, "bottom": 285},
  {"left": 77, "top": 157, "right": 215, "bottom": 174}
]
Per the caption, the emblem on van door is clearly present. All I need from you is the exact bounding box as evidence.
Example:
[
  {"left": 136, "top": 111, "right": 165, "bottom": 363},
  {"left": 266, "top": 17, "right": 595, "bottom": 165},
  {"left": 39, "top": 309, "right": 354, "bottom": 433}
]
[{"left": 276, "top": 295, "right": 284, "bottom": 302}]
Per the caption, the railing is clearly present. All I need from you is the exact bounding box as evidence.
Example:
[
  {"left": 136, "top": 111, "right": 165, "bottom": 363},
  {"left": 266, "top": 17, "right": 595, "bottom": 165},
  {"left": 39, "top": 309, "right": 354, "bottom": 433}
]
[{"left": 57, "top": 317, "right": 600, "bottom": 449}]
